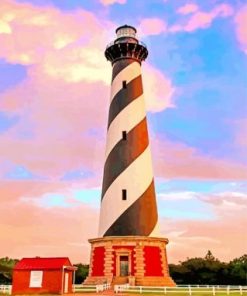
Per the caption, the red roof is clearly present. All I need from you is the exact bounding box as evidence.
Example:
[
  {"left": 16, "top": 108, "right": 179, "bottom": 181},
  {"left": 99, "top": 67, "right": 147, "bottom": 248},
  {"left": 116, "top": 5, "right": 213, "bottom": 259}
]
[{"left": 14, "top": 257, "right": 74, "bottom": 270}]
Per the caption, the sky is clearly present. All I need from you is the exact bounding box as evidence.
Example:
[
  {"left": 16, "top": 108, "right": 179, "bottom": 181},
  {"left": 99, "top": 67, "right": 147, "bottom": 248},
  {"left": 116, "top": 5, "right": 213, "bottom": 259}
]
[{"left": 0, "top": 0, "right": 247, "bottom": 264}]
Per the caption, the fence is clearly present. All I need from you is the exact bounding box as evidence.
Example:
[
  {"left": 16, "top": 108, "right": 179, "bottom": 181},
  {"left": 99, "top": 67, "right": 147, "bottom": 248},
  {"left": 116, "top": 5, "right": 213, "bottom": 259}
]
[
  {"left": 1, "top": 283, "right": 246, "bottom": 294},
  {"left": 0, "top": 285, "right": 11, "bottom": 295},
  {"left": 114, "top": 285, "right": 247, "bottom": 294},
  {"left": 0, "top": 283, "right": 111, "bottom": 294},
  {"left": 73, "top": 283, "right": 111, "bottom": 293}
]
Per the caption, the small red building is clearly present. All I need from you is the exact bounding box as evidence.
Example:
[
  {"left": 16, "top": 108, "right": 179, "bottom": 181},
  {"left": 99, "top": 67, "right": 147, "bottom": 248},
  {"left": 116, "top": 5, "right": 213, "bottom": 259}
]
[{"left": 12, "top": 257, "right": 77, "bottom": 295}]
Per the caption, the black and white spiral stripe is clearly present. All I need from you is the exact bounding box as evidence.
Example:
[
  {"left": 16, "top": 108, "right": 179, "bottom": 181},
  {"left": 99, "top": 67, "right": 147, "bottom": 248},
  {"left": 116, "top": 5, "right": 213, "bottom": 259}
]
[{"left": 98, "top": 59, "right": 159, "bottom": 237}]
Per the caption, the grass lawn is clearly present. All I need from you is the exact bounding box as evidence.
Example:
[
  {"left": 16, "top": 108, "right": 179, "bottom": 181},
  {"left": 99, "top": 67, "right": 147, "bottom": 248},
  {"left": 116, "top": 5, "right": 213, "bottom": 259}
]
[{"left": 120, "top": 293, "right": 247, "bottom": 296}]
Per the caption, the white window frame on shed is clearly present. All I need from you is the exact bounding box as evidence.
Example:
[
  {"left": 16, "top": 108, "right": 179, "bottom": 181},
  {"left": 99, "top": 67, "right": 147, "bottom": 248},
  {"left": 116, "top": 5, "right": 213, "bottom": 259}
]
[{"left": 29, "top": 270, "right": 43, "bottom": 288}]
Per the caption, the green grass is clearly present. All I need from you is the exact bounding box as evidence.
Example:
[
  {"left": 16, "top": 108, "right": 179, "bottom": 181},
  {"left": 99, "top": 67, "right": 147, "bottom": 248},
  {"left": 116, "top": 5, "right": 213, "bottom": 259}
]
[
  {"left": 74, "top": 291, "right": 96, "bottom": 293},
  {"left": 119, "top": 288, "right": 247, "bottom": 296},
  {"left": 121, "top": 292, "right": 247, "bottom": 296},
  {"left": 74, "top": 289, "right": 97, "bottom": 293},
  {"left": 121, "top": 293, "right": 247, "bottom": 296}
]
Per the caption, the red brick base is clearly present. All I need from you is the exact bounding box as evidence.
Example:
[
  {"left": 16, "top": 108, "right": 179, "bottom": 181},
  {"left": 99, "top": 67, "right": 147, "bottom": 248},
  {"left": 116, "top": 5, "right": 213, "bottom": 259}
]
[{"left": 84, "top": 236, "right": 175, "bottom": 287}]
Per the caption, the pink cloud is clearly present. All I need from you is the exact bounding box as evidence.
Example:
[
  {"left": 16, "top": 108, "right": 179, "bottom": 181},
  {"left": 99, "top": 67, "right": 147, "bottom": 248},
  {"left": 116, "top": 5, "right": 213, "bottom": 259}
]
[
  {"left": 234, "top": 119, "right": 247, "bottom": 148},
  {"left": 151, "top": 135, "right": 247, "bottom": 180},
  {"left": 0, "top": 180, "right": 66, "bottom": 202},
  {"left": 0, "top": 19, "right": 12, "bottom": 34},
  {"left": 184, "top": 11, "right": 215, "bottom": 31},
  {"left": 100, "top": 0, "right": 126, "bottom": 5},
  {"left": 1, "top": 180, "right": 246, "bottom": 264},
  {"left": 235, "top": 5, "right": 247, "bottom": 54},
  {"left": 138, "top": 18, "right": 167, "bottom": 36},
  {"left": 0, "top": 73, "right": 108, "bottom": 178},
  {"left": 166, "top": 216, "right": 247, "bottom": 263},
  {"left": 0, "top": 0, "right": 113, "bottom": 79},
  {"left": 137, "top": 4, "right": 233, "bottom": 35},
  {"left": 0, "top": 180, "right": 98, "bottom": 262},
  {"left": 184, "top": 4, "right": 234, "bottom": 32},
  {"left": 177, "top": 3, "right": 199, "bottom": 15},
  {"left": 199, "top": 191, "right": 247, "bottom": 206},
  {"left": 161, "top": 192, "right": 247, "bottom": 263},
  {"left": 0, "top": 0, "right": 242, "bottom": 184},
  {"left": 0, "top": 0, "right": 175, "bottom": 180},
  {"left": 0, "top": 65, "right": 174, "bottom": 178},
  {"left": 143, "top": 64, "right": 175, "bottom": 112},
  {"left": 0, "top": 2, "right": 104, "bottom": 178},
  {"left": 170, "top": 3, "right": 234, "bottom": 33}
]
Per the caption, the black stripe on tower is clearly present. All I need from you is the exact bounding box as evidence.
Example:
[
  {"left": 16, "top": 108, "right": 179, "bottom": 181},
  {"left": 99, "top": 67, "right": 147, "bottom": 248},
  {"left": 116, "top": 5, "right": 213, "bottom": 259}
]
[
  {"left": 101, "top": 117, "right": 149, "bottom": 200},
  {"left": 111, "top": 59, "right": 135, "bottom": 82},
  {"left": 108, "top": 75, "right": 143, "bottom": 129},
  {"left": 103, "top": 180, "right": 158, "bottom": 236}
]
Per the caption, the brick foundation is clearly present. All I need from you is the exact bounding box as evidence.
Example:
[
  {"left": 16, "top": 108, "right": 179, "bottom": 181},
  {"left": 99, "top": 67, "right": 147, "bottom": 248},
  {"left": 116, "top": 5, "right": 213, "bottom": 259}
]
[{"left": 84, "top": 236, "right": 175, "bottom": 286}]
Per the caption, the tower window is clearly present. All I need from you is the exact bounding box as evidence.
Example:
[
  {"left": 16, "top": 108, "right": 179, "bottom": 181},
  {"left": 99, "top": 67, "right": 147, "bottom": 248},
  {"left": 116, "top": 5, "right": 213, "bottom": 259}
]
[
  {"left": 122, "top": 189, "right": 127, "bottom": 200},
  {"left": 122, "top": 131, "right": 127, "bottom": 140},
  {"left": 122, "top": 80, "right": 127, "bottom": 89}
]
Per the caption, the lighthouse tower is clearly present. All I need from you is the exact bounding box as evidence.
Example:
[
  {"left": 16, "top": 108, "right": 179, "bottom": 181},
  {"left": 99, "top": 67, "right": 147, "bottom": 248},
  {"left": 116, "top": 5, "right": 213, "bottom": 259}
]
[{"left": 84, "top": 25, "right": 175, "bottom": 287}]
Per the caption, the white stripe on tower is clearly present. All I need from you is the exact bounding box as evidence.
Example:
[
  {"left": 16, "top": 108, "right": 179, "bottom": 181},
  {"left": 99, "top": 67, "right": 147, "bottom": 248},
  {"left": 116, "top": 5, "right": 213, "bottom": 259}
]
[
  {"left": 105, "top": 62, "right": 146, "bottom": 160},
  {"left": 105, "top": 95, "right": 145, "bottom": 159},
  {"left": 110, "top": 61, "right": 141, "bottom": 102},
  {"left": 99, "top": 146, "right": 154, "bottom": 237}
]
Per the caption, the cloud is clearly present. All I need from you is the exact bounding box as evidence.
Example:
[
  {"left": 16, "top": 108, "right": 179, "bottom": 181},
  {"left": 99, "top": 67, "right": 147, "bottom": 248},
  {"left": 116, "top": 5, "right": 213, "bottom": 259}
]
[
  {"left": 234, "top": 119, "right": 247, "bottom": 148},
  {"left": 159, "top": 189, "right": 247, "bottom": 208},
  {"left": 1, "top": 179, "right": 246, "bottom": 264},
  {"left": 0, "top": 19, "right": 12, "bottom": 34},
  {"left": 137, "top": 4, "right": 233, "bottom": 36},
  {"left": 198, "top": 191, "right": 247, "bottom": 208},
  {"left": 0, "top": 71, "right": 108, "bottom": 178},
  {"left": 235, "top": 5, "right": 247, "bottom": 54},
  {"left": 0, "top": 0, "right": 242, "bottom": 184},
  {"left": 0, "top": 0, "right": 176, "bottom": 180},
  {"left": 138, "top": 18, "right": 167, "bottom": 36},
  {"left": 99, "top": 0, "right": 126, "bottom": 5},
  {"left": 0, "top": 0, "right": 113, "bottom": 77},
  {"left": 43, "top": 47, "right": 111, "bottom": 84},
  {"left": 170, "top": 3, "right": 234, "bottom": 33},
  {"left": 185, "top": 4, "right": 233, "bottom": 32},
  {"left": 177, "top": 3, "right": 199, "bottom": 15},
  {"left": 0, "top": 180, "right": 98, "bottom": 262},
  {"left": 151, "top": 135, "right": 247, "bottom": 180},
  {"left": 0, "top": 0, "right": 114, "bottom": 178},
  {"left": 158, "top": 191, "right": 199, "bottom": 201},
  {"left": 143, "top": 63, "right": 175, "bottom": 112},
  {"left": 0, "top": 65, "right": 174, "bottom": 178},
  {"left": 0, "top": 180, "right": 65, "bottom": 202},
  {"left": 160, "top": 191, "right": 247, "bottom": 263}
]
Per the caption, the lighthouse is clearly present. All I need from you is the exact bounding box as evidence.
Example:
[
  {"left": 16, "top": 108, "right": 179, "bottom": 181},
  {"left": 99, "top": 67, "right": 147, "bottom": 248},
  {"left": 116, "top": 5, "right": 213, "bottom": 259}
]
[{"left": 84, "top": 25, "right": 175, "bottom": 287}]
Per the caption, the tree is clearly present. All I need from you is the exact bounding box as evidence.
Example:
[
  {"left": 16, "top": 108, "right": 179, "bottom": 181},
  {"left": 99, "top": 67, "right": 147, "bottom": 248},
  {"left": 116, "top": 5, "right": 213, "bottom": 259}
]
[
  {"left": 0, "top": 257, "right": 19, "bottom": 284},
  {"left": 228, "top": 255, "right": 247, "bottom": 285},
  {"left": 205, "top": 250, "right": 215, "bottom": 261},
  {"left": 169, "top": 251, "right": 233, "bottom": 285},
  {"left": 74, "top": 264, "right": 89, "bottom": 284}
]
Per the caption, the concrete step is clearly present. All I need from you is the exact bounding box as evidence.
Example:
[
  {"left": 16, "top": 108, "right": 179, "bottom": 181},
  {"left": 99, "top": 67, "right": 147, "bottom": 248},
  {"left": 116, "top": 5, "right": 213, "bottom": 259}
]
[
  {"left": 112, "top": 276, "right": 128, "bottom": 285},
  {"left": 100, "top": 289, "right": 115, "bottom": 295},
  {"left": 83, "top": 276, "right": 109, "bottom": 285},
  {"left": 135, "top": 276, "right": 176, "bottom": 286}
]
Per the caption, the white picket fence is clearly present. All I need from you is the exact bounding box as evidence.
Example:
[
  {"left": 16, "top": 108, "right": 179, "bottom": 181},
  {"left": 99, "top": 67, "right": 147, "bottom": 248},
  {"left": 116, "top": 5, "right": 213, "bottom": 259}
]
[
  {"left": 114, "top": 284, "right": 247, "bottom": 294},
  {"left": 73, "top": 283, "right": 111, "bottom": 293},
  {"left": 1, "top": 283, "right": 247, "bottom": 294},
  {"left": 0, "top": 283, "right": 111, "bottom": 294},
  {"left": 0, "top": 285, "right": 11, "bottom": 295}
]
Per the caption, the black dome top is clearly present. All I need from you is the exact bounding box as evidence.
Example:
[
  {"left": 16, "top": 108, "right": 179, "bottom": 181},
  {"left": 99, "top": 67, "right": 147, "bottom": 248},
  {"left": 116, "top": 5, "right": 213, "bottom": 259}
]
[{"left": 115, "top": 24, "right": 137, "bottom": 34}]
